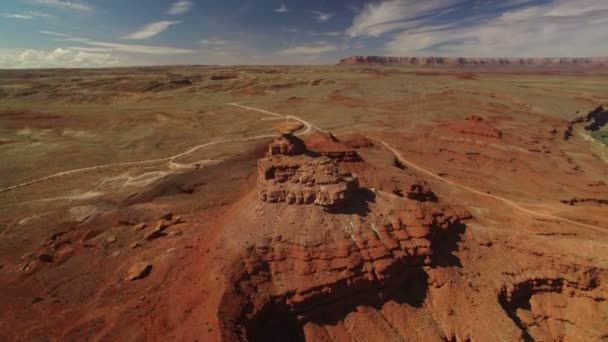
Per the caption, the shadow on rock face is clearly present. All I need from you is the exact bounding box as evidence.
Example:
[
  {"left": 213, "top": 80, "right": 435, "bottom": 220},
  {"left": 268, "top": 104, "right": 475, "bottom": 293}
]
[
  {"left": 244, "top": 268, "right": 430, "bottom": 342},
  {"left": 432, "top": 221, "right": 466, "bottom": 268},
  {"left": 246, "top": 302, "right": 306, "bottom": 342},
  {"left": 327, "top": 187, "right": 376, "bottom": 217}
]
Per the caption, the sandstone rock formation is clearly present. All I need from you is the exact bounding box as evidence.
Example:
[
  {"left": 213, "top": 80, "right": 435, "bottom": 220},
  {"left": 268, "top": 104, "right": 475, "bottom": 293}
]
[
  {"left": 267, "top": 134, "right": 305, "bottom": 156},
  {"left": 273, "top": 121, "right": 304, "bottom": 135},
  {"left": 218, "top": 133, "right": 475, "bottom": 341},
  {"left": 339, "top": 133, "right": 374, "bottom": 148},
  {"left": 304, "top": 132, "right": 362, "bottom": 162},
  {"left": 338, "top": 56, "right": 608, "bottom": 68},
  {"left": 258, "top": 133, "right": 359, "bottom": 209},
  {"left": 126, "top": 261, "right": 152, "bottom": 281}
]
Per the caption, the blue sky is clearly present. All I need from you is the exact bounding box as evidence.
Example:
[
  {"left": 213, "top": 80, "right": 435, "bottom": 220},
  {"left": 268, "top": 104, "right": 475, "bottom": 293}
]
[{"left": 0, "top": 0, "right": 607, "bottom": 68}]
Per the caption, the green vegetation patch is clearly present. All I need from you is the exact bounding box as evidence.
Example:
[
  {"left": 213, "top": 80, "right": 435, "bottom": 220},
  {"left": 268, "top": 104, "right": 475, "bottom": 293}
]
[{"left": 590, "top": 130, "right": 608, "bottom": 145}]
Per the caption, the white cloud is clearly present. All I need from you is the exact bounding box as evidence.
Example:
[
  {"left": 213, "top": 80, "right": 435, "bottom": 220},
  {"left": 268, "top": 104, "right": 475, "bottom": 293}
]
[
  {"left": 200, "top": 38, "right": 228, "bottom": 46},
  {"left": 123, "top": 21, "right": 180, "bottom": 40},
  {"left": 384, "top": 0, "right": 608, "bottom": 57},
  {"left": 0, "top": 48, "right": 118, "bottom": 69},
  {"left": 41, "top": 30, "right": 193, "bottom": 55},
  {"left": 35, "top": 0, "right": 93, "bottom": 11},
  {"left": 279, "top": 44, "right": 337, "bottom": 56},
  {"left": 0, "top": 11, "right": 52, "bottom": 19},
  {"left": 167, "top": 0, "right": 193, "bottom": 15},
  {"left": 313, "top": 11, "right": 333, "bottom": 23},
  {"left": 346, "top": 0, "right": 463, "bottom": 37},
  {"left": 275, "top": 4, "right": 289, "bottom": 13}
]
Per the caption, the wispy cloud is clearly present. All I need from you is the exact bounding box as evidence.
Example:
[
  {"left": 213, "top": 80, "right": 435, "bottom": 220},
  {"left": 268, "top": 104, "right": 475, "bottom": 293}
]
[
  {"left": 313, "top": 11, "right": 333, "bottom": 22},
  {"left": 40, "top": 30, "right": 70, "bottom": 37},
  {"left": 200, "top": 38, "right": 228, "bottom": 46},
  {"left": 282, "top": 28, "right": 342, "bottom": 36},
  {"left": 74, "top": 40, "right": 193, "bottom": 55},
  {"left": 0, "top": 11, "right": 52, "bottom": 19},
  {"left": 35, "top": 0, "right": 93, "bottom": 11},
  {"left": 123, "top": 21, "right": 180, "bottom": 40},
  {"left": 384, "top": 0, "right": 608, "bottom": 57},
  {"left": 167, "top": 0, "right": 193, "bottom": 15},
  {"left": 41, "top": 30, "right": 193, "bottom": 55},
  {"left": 279, "top": 44, "right": 337, "bottom": 56},
  {"left": 274, "top": 4, "right": 289, "bottom": 13},
  {"left": 346, "top": 0, "right": 464, "bottom": 37}
]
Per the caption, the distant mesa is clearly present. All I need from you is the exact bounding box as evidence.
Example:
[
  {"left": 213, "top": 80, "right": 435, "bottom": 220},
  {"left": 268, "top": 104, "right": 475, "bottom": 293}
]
[{"left": 338, "top": 56, "right": 608, "bottom": 68}]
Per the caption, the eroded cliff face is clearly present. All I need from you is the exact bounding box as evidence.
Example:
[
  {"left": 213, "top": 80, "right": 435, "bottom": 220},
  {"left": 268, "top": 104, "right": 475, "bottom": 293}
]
[
  {"left": 338, "top": 56, "right": 608, "bottom": 68},
  {"left": 217, "top": 134, "right": 473, "bottom": 341}
]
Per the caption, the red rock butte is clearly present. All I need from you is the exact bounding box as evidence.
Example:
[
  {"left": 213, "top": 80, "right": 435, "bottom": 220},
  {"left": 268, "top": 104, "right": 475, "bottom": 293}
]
[{"left": 217, "top": 133, "right": 474, "bottom": 340}]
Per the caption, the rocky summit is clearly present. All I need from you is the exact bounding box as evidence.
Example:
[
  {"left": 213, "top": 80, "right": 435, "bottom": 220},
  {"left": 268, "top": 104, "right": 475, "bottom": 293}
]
[{"left": 258, "top": 133, "right": 359, "bottom": 208}]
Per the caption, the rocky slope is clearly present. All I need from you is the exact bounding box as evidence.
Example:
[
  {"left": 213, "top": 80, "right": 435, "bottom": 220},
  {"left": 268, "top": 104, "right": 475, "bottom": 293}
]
[
  {"left": 338, "top": 56, "right": 608, "bottom": 68},
  {"left": 217, "top": 133, "right": 476, "bottom": 341}
]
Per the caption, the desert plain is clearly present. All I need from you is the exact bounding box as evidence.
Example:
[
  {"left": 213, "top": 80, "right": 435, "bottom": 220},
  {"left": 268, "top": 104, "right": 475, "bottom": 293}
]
[{"left": 0, "top": 64, "right": 607, "bottom": 341}]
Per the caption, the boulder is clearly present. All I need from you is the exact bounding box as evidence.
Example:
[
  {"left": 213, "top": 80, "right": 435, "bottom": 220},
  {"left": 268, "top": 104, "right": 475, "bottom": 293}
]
[{"left": 125, "top": 262, "right": 152, "bottom": 281}]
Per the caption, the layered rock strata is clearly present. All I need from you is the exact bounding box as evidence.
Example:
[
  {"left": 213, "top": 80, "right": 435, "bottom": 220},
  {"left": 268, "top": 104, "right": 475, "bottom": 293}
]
[{"left": 258, "top": 134, "right": 359, "bottom": 208}]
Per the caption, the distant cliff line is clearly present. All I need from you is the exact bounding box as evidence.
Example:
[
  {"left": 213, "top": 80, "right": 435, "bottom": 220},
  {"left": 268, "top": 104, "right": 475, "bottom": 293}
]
[{"left": 338, "top": 56, "right": 608, "bottom": 67}]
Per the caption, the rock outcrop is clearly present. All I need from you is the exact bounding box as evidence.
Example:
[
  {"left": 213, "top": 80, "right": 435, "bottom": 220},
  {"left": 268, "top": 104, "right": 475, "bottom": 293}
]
[
  {"left": 304, "top": 132, "right": 362, "bottom": 162},
  {"left": 258, "top": 133, "right": 359, "bottom": 209},
  {"left": 338, "top": 56, "right": 608, "bottom": 68},
  {"left": 218, "top": 133, "right": 475, "bottom": 341},
  {"left": 220, "top": 188, "right": 473, "bottom": 341}
]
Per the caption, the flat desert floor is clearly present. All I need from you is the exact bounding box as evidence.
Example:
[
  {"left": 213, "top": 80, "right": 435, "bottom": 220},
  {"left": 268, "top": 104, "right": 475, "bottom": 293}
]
[{"left": 0, "top": 66, "right": 607, "bottom": 341}]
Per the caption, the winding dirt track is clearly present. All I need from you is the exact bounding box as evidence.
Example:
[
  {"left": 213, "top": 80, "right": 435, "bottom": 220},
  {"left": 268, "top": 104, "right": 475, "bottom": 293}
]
[
  {"left": 376, "top": 141, "right": 606, "bottom": 233},
  {"left": 231, "top": 104, "right": 605, "bottom": 233},
  {"left": 2, "top": 103, "right": 605, "bottom": 233},
  {"left": 0, "top": 103, "right": 308, "bottom": 193}
]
